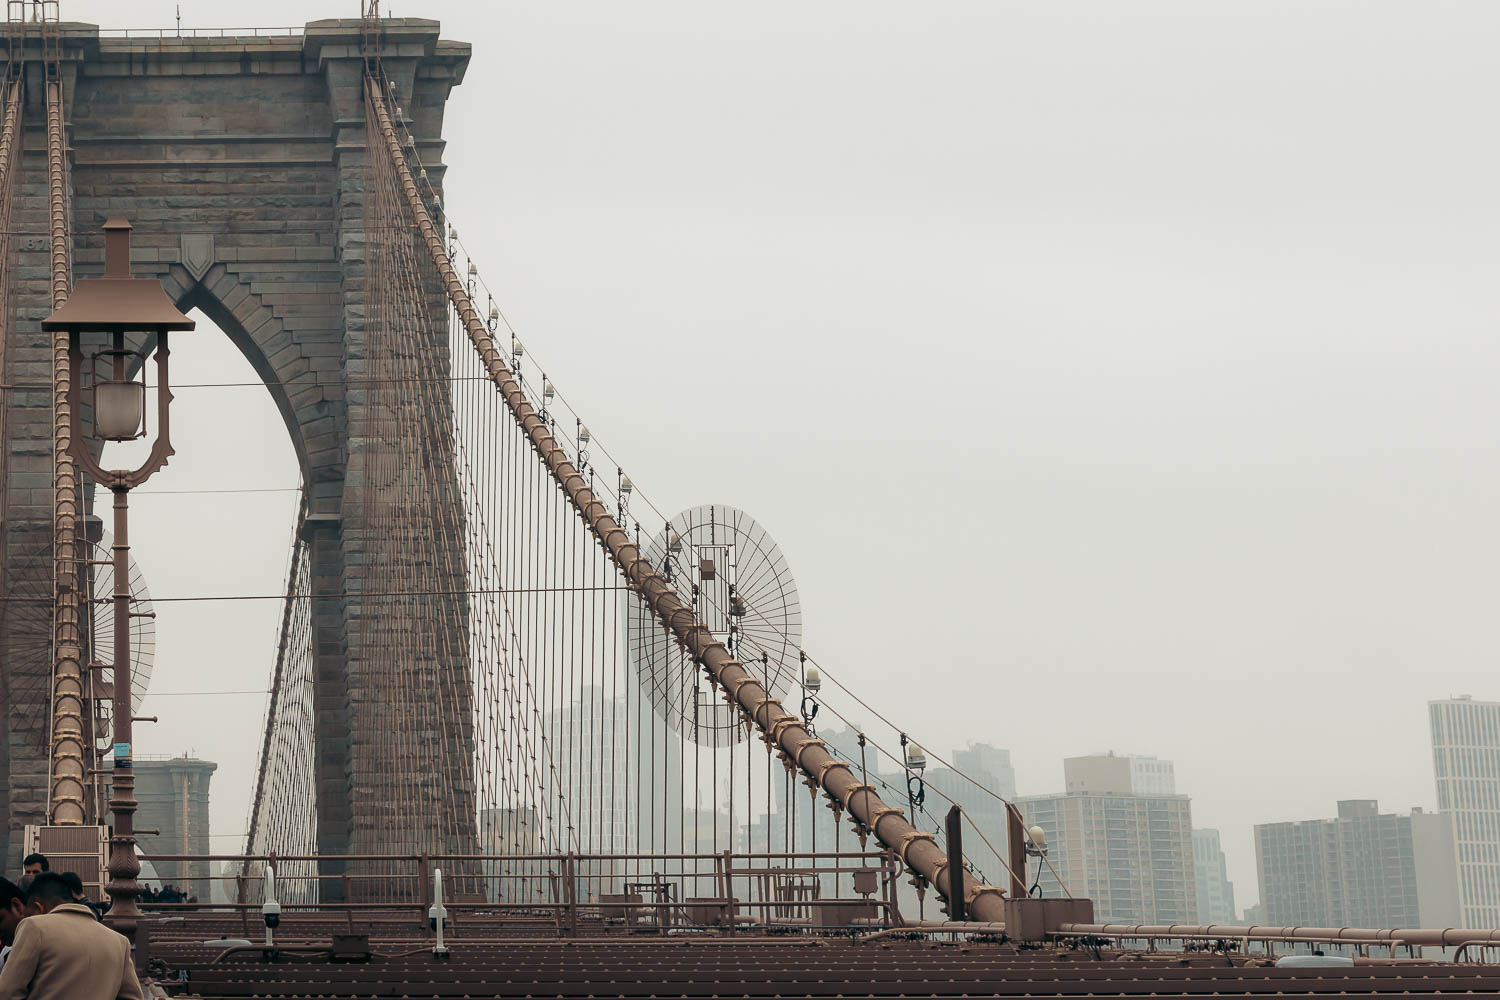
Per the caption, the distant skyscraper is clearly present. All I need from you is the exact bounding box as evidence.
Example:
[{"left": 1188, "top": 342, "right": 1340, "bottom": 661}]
[
  {"left": 545, "top": 684, "right": 686, "bottom": 853},
  {"left": 1192, "top": 829, "right": 1237, "bottom": 924},
  {"left": 1430, "top": 696, "right": 1500, "bottom": 925},
  {"left": 952, "top": 743, "right": 1018, "bottom": 801},
  {"left": 1128, "top": 755, "right": 1176, "bottom": 796},
  {"left": 924, "top": 742, "right": 1017, "bottom": 887},
  {"left": 135, "top": 755, "right": 217, "bottom": 893},
  {"left": 1062, "top": 752, "right": 1174, "bottom": 797},
  {"left": 1253, "top": 800, "right": 1459, "bottom": 929},
  {"left": 550, "top": 686, "right": 632, "bottom": 853},
  {"left": 1017, "top": 754, "right": 1196, "bottom": 924}
]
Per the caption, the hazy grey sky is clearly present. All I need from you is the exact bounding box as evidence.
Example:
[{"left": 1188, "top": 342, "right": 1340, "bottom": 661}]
[{"left": 68, "top": 0, "right": 1500, "bottom": 907}]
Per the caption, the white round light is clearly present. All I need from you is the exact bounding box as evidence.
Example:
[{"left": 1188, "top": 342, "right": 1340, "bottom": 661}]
[{"left": 95, "top": 379, "right": 144, "bottom": 441}]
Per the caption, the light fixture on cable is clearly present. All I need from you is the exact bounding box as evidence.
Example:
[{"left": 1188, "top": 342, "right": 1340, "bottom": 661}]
[
  {"left": 800, "top": 660, "right": 821, "bottom": 729},
  {"left": 1025, "top": 825, "right": 1047, "bottom": 858},
  {"left": 1023, "top": 823, "right": 1048, "bottom": 898},
  {"left": 903, "top": 735, "right": 926, "bottom": 814},
  {"left": 663, "top": 530, "right": 682, "bottom": 582}
]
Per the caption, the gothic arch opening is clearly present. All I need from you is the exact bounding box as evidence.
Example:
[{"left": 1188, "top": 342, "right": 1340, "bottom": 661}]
[{"left": 99, "top": 304, "right": 303, "bottom": 853}]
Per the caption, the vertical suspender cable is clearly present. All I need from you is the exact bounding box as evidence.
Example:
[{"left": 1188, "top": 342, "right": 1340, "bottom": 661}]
[{"left": 366, "top": 73, "right": 1009, "bottom": 923}]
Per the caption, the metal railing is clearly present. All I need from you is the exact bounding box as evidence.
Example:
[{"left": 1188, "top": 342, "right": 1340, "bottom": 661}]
[
  {"left": 79, "top": 849, "right": 1500, "bottom": 963},
  {"left": 135, "top": 849, "right": 904, "bottom": 939}
]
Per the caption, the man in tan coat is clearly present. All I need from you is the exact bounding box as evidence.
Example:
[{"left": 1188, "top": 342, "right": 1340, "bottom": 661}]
[{"left": 0, "top": 873, "right": 142, "bottom": 1000}]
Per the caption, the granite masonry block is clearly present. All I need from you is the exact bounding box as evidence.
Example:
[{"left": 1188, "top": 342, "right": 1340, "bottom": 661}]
[{"left": 4, "top": 24, "right": 472, "bottom": 877}]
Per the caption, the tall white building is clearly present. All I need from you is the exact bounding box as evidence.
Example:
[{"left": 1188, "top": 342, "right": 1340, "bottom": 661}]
[
  {"left": 923, "top": 742, "right": 1018, "bottom": 888},
  {"left": 953, "top": 743, "right": 1018, "bottom": 801},
  {"left": 546, "top": 686, "right": 685, "bottom": 848},
  {"left": 1129, "top": 755, "right": 1176, "bottom": 796},
  {"left": 549, "top": 686, "right": 633, "bottom": 853},
  {"left": 1254, "top": 800, "right": 1458, "bottom": 929},
  {"left": 1192, "top": 829, "right": 1237, "bottom": 924},
  {"left": 1430, "top": 696, "right": 1500, "bottom": 926},
  {"left": 1018, "top": 754, "right": 1196, "bottom": 924}
]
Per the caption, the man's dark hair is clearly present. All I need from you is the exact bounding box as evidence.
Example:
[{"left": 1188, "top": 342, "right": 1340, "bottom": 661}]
[
  {"left": 59, "top": 872, "right": 84, "bottom": 896},
  {"left": 23, "top": 872, "right": 72, "bottom": 908},
  {"left": 21, "top": 853, "right": 46, "bottom": 872},
  {"left": 0, "top": 877, "right": 21, "bottom": 911}
]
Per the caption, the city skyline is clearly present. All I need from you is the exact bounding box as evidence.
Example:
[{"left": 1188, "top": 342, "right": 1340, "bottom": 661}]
[
  {"left": 142, "top": 705, "right": 1489, "bottom": 919},
  {"left": 5, "top": 9, "right": 1500, "bottom": 999},
  {"left": 28, "top": 0, "right": 1500, "bottom": 921},
  {"left": 136, "top": 686, "right": 1479, "bottom": 913}
]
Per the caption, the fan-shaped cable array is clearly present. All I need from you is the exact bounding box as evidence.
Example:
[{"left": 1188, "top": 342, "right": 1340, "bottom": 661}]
[{"left": 241, "top": 59, "right": 1038, "bottom": 917}]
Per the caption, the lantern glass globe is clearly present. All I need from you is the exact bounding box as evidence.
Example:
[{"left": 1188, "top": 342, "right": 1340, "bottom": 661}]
[{"left": 95, "top": 378, "right": 145, "bottom": 441}]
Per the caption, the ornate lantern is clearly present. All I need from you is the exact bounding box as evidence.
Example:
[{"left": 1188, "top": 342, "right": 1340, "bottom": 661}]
[{"left": 43, "top": 218, "right": 196, "bottom": 488}]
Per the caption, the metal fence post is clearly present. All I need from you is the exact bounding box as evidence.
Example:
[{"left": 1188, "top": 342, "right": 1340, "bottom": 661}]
[
  {"left": 945, "top": 805, "right": 966, "bottom": 921},
  {"left": 420, "top": 853, "right": 432, "bottom": 911},
  {"left": 565, "top": 853, "right": 579, "bottom": 937},
  {"left": 722, "top": 849, "right": 734, "bottom": 936}
]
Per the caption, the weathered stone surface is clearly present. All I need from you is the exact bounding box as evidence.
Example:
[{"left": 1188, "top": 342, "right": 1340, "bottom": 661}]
[{"left": 0, "top": 21, "right": 475, "bottom": 878}]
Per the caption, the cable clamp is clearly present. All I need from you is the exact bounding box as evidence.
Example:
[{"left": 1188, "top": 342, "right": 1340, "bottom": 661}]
[
  {"left": 839, "top": 782, "right": 875, "bottom": 814},
  {"left": 743, "top": 693, "right": 771, "bottom": 727},
  {"left": 724, "top": 673, "right": 754, "bottom": 706},
  {"left": 768, "top": 712, "right": 801, "bottom": 745},
  {"left": 756, "top": 697, "right": 787, "bottom": 729},
  {"left": 867, "top": 805, "right": 905, "bottom": 837},
  {"left": 815, "top": 760, "right": 853, "bottom": 787},
  {"left": 792, "top": 739, "right": 826, "bottom": 770},
  {"left": 895, "top": 830, "right": 935, "bottom": 867},
  {"left": 968, "top": 884, "right": 1005, "bottom": 905}
]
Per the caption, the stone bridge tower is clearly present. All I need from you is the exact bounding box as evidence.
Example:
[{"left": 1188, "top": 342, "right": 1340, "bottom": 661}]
[{"left": 0, "top": 20, "right": 475, "bottom": 880}]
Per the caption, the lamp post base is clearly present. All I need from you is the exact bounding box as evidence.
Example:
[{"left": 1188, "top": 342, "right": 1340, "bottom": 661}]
[{"left": 103, "top": 764, "right": 144, "bottom": 939}]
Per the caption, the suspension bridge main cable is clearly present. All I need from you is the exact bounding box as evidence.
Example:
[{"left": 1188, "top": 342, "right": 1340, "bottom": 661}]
[
  {"left": 430, "top": 183, "right": 1036, "bottom": 884},
  {"left": 365, "top": 70, "right": 1010, "bottom": 923},
  {"left": 382, "top": 52, "right": 1052, "bottom": 906},
  {"left": 45, "top": 34, "right": 87, "bottom": 826}
]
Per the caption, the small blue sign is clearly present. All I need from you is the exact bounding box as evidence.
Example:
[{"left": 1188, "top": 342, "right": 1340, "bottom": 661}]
[{"left": 113, "top": 742, "right": 130, "bottom": 758}]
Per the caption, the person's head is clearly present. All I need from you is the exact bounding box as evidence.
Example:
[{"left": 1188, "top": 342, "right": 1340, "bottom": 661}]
[
  {"left": 59, "top": 872, "right": 85, "bottom": 901},
  {"left": 21, "top": 854, "right": 46, "bottom": 877},
  {"left": 23, "top": 872, "right": 73, "bottom": 914},
  {"left": 0, "top": 878, "right": 24, "bottom": 945}
]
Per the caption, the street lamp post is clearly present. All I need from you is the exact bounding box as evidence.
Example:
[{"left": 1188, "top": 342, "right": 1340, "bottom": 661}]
[{"left": 42, "top": 218, "right": 195, "bottom": 937}]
